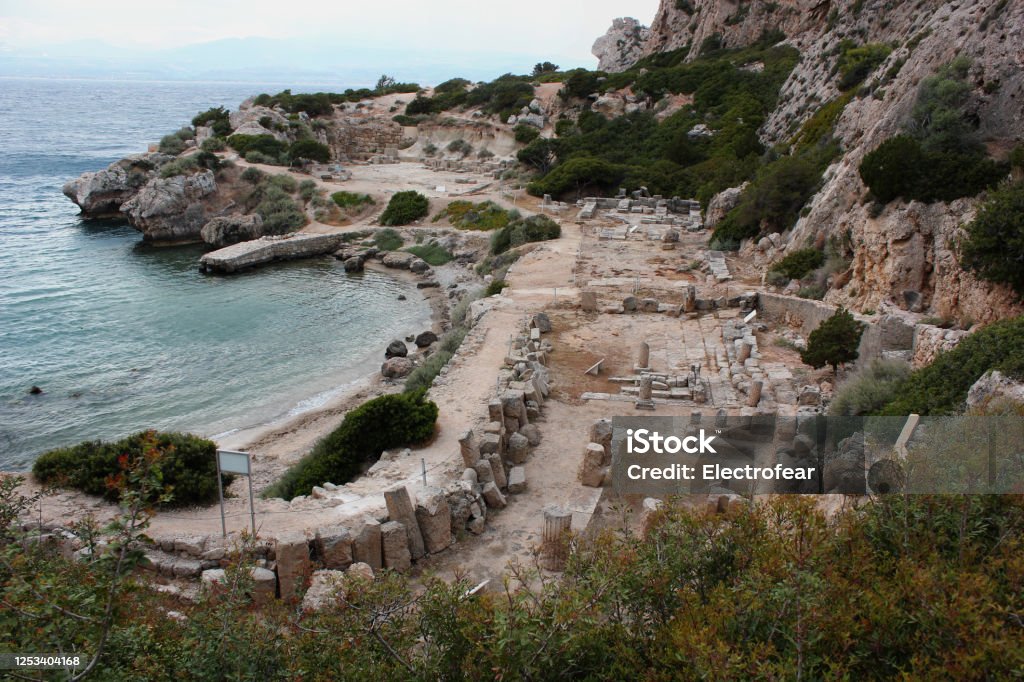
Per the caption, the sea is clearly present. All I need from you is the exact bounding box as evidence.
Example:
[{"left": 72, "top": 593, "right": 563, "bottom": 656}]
[{"left": 0, "top": 77, "right": 431, "bottom": 470}]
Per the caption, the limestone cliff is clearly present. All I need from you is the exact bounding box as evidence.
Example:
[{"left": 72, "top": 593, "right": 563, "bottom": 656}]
[{"left": 598, "top": 0, "right": 1024, "bottom": 323}]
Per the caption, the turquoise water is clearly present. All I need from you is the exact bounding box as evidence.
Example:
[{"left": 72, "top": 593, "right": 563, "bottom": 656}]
[{"left": 0, "top": 78, "right": 429, "bottom": 469}]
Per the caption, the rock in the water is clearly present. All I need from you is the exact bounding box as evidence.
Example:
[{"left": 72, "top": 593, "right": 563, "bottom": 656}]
[
  {"left": 28, "top": 386, "right": 43, "bottom": 395},
  {"left": 200, "top": 214, "right": 265, "bottom": 247},
  {"left": 62, "top": 154, "right": 166, "bottom": 216},
  {"left": 344, "top": 256, "right": 365, "bottom": 272},
  {"left": 386, "top": 339, "right": 409, "bottom": 358},
  {"left": 415, "top": 331, "right": 438, "bottom": 348},
  {"left": 381, "top": 356, "right": 414, "bottom": 378},
  {"left": 120, "top": 170, "right": 217, "bottom": 242},
  {"left": 409, "top": 259, "right": 430, "bottom": 274}
]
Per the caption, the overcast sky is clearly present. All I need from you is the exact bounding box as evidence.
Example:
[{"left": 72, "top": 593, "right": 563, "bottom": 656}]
[{"left": 0, "top": 0, "right": 661, "bottom": 64}]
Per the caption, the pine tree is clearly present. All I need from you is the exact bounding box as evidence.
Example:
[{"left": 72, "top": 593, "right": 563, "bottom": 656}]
[{"left": 801, "top": 307, "right": 866, "bottom": 373}]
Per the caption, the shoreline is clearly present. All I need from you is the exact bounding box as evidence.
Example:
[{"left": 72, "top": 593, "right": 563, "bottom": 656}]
[{"left": 213, "top": 258, "right": 451, "bottom": 485}]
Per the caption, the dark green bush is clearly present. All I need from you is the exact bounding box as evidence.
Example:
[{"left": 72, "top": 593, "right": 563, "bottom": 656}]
[
  {"left": 485, "top": 279, "right": 509, "bottom": 296},
  {"left": 514, "top": 124, "right": 540, "bottom": 144},
  {"left": 331, "top": 191, "right": 375, "bottom": 209},
  {"left": 228, "top": 134, "right": 288, "bottom": 160},
  {"left": 200, "top": 137, "right": 226, "bottom": 153},
  {"left": 32, "top": 430, "right": 225, "bottom": 507},
  {"left": 491, "top": 214, "right": 561, "bottom": 255},
  {"left": 191, "top": 106, "right": 232, "bottom": 137},
  {"left": 769, "top": 248, "right": 825, "bottom": 280},
  {"left": 881, "top": 316, "right": 1024, "bottom": 415},
  {"left": 446, "top": 139, "right": 473, "bottom": 156},
  {"left": 859, "top": 135, "right": 1007, "bottom": 203},
  {"left": 527, "top": 157, "right": 627, "bottom": 199},
  {"left": 800, "top": 307, "right": 866, "bottom": 373},
  {"left": 266, "top": 391, "right": 438, "bottom": 499},
  {"left": 403, "top": 351, "right": 453, "bottom": 393},
  {"left": 374, "top": 228, "right": 404, "bottom": 251},
  {"left": 158, "top": 128, "right": 194, "bottom": 155},
  {"left": 241, "top": 166, "right": 264, "bottom": 184},
  {"left": 405, "top": 243, "right": 452, "bottom": 266},
  {"left": 959, "top": 181, "right": 1024, "bottom": 296},
  {"left": 288, "top": 139, "right": 331, "bottom": 163},
  {"left": 380, "top": 191, "right": 429, "bottom": 226},
  {"left": 836, "top": 41, "right": 892, "bottom": 91}
]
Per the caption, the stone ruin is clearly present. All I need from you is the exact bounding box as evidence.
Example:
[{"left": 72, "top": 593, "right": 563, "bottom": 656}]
[{"left": 576, "top": 189, "right": 703, "bottom": 232}]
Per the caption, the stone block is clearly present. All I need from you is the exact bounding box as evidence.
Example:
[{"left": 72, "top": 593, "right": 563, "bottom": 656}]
[
  {"left": 302, "top": 570, "right": 344, "bottom": 613},
  {"left": 458, "top": 429, "right": 481, "bottom": 468},
  {"left": 414, "top": 487, "right": 453, "bottom": 554},
  {"left": 508, "top": 432, "right": 530, "bottom": 465},
  {"left": 249, "top": 566, "right": 277, "bottom": 605},
  {"left": 315, "top": 526, "right": 353, "bottom": 570},
  {"left": 486, "top": 452, "right": 507, "bottom": 489},
  {"left": 508, "top": 466, "right": 527, "bottom": 494},
  {"left": 381, "top": 521, "right": 412, "bottom": 571},
  {"left": 275, "top": 532, "right": 312, "bottom": 600},
  {"left": 481, "top": 482, "right": 507, "bottom": 509},
  {"left": 580, "top": 443, "right": 606, "bottom": 487},
  {"left": 384, "top": 486, "right": 426, "bottom": 560},
  {"left": 352, "top": 517, "right": 382, "bottom": 571}
]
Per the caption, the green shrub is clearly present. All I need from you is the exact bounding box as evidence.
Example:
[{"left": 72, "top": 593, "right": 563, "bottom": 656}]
[
  {"left": 265, "top": 391, "right": 438, "bottom": 499},
  {"left": 158, "top": 127, "right": 194, "bottom": 155},
  {"left": 485, "top": 279, "right": 509, "bottom": 296},
  {"left": 374, "top": 228, "right": 404, "bottom": 251},
  {"left": 514, "top": 124, "right": 541, "bottom": 144},
  {"left": 881, "top": 316, "right": 1024, "bottom": 415},
  {"left": 836, "top": 41, "right": 892, "bottom": 91},
  {"left": 405, "top": 243, "right": 453, "bottom": 266},
  {"left": 331, "top": 191, "right": 375, "bottom": 209},
  {"left": 241, "top": 166, "right": 264, "bottom": 184},
  {"left": 288, "top": 139, "right": 331, "bottom": 163},
  {"left": 797, "top": 284, "right": 826, "bottom": 300},
  {"left": 254, "top": 185, "right": 305, "bottom": 234},
  {"left": 769, "top": 248, "right": 825, "bottom": 280},
  {"left": 958, "top": 181, "right": 1024, "bottom": 297},
  {"left": 446, "top": 138, "right": 473, "bottom": 156},
  {"left": 200, "top": 137, "right": 226, "bottom": 153},
  {"left": 403, "top": 351, "right": 454, "bottom": 393},
  {"left": 433, "top": 200, "right": 512, "bottom": 230},
  {"left": 32, "top": 430, "right": 225, "bottom": 507},
  {"left": 527, "top": 157, "right": 627, "bottom": 198},
  {"left": 830, "top": 358, "right": 912, "bottom": 416},
  {"left": 792, "top": 93, "right": 852, "bottom": 151},
  {"left": 298, "top": 179, "right": 318, "bottom": 202},
  {"left": 159, "top": 156, "right": 199, "bottom": 178},
  {"left": 192, "top": 106, "right": 232, "bottom": 137},
  {"left": 228, "top": 134, "right": 288, "bottom": 161},
  {"left": 800, "top": 307, "right": 866, "bottom": 373},
  {"left": 491, "top": 214, "right": 561, "bottom": 255},
  {"left": 393, "top": 114, "right": 427, "bottom": 126},
  {"left": 380, "top": 191, "right": 429, "bottom": 226},
  {"left": 859, "top": 135, "right": 1007, "bottom": 203},
  {"left": 450, "top": 287, "right": 484, "bottom": 326}
]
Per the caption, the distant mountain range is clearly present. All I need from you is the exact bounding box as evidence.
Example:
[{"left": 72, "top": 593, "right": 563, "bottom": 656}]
[{"left": 0, "top": 36, "right": 588, "bottom": 86}]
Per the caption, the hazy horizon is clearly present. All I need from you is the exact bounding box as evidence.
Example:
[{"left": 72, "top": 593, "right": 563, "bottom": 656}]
[{"left": 0, "top": 0, "right": 661, "bottom": 85}]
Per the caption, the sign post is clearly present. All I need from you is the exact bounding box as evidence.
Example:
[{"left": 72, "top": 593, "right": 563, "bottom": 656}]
[{"left": 216, "top": 450, "right": 257, "bottom": 539}]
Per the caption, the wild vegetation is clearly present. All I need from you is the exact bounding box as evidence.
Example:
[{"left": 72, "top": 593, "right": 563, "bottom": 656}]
[
  {"left": 859, "top": 58, "right": 1007, "bottom": 204},
  {"left": 5, "top": 476, "right": 1023, "bottom": 679},
  {"left": 880, "top": 315, "right": 1024, "bottom": 416},
  {"left": 32, "top": 430, "right": 224, "bottom": 507},
  {"left": 264, "top": 390, "right": 438, "bottom": 500},
  {"left": 800, "top": 307, "right": 866, "bottom": 373},
  {"left": 959, "top": 180, "right": 1024, "bottom": 297},
  {"left": 379, "top": 191, "right": 430, "bottom": 226},
  {"left": 432, "top": 200, "right": 515, "bottom": 231},
  {"left": 490, "top": 214, "right": 561, "bottom": 255}
]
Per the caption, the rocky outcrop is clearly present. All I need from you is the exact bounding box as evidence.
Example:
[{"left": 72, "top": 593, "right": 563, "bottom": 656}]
[
  {"left": 641, "top": 0, "right": 1024, "bottom": 324},
  {"left": 705, "top": 183, "right": 748, "bottom": 230},
  {"left": 967, "top": 370, "right": 1024, "bottom": 410},
  {"left": 62, "top": 154, "right": 167, "bottom": 217},
  {"left": 200, "top": 214, "right": 265, "bottom": 247},
  {"left": 120, "top": 170, "right": 217, "bottom": 242},
  {"left": 592, "top": 17, "right": 652, "bottom": 73}
]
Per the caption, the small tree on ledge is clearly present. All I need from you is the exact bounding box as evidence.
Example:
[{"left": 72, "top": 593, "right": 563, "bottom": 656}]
[{"left": 800, "top": 307, "right": 866, "bottom": 374}]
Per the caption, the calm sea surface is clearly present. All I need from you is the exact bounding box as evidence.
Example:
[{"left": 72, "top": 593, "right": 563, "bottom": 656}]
[{"left": 0, "top": 78, "right": 429, "bottom": 470}]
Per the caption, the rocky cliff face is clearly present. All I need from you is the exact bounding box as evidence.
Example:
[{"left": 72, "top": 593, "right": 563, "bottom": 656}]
[
  {"left": 592, "top": 17, "right": 652, "bottom": 73},
  {"left": 599, "top": 0, "right": 1024, "bottom": 323},
  {"left": 62, "top": 154, "right": 170, "bottom": 217},
  {"left": 120, "top": 170, "right": 218, "bottom": 243}
]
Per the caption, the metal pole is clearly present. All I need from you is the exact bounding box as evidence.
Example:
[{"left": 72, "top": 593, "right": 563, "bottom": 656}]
[
  {"left": 421, "top": 458, "right": 427, "bottom": 487},
  {"left": 216, "top": 454, "right": 227, "bottom": 538},
  {"left": 247, "top": 453, "right": 257, "bottom": 539}
]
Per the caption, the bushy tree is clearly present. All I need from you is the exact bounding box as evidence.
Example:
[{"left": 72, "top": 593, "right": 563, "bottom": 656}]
[
  {"left": 768, "top": 247, "right": 825, "bottom": 280},
  {"left": 380, "top": 191, "right": 429, "bottom": 226},
  {"left": 800, "top": 307, "right": 866, "bottom": 373},
  {"left": 959, "top": 181, "right": 1024, "bottom": 296},
  {"left": 532, "top": 62, "right": 560, "bottom": 77},
  {"left": 288, "top": 139, "right": 331, "bottom": 163}
]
